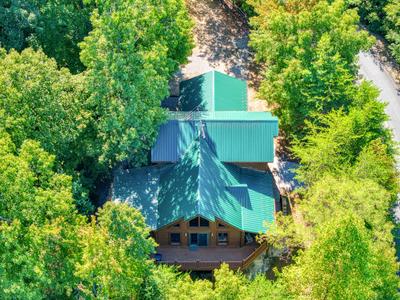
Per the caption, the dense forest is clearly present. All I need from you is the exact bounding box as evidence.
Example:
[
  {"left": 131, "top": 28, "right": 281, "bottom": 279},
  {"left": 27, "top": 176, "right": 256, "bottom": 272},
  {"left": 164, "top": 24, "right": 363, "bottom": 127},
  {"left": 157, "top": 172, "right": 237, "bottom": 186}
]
[
  {"left": 349, "top": 0, "right": 400, "bottom": 63},
  {"left": 0, "top": 0, "right": 399, "bottom": 299}
]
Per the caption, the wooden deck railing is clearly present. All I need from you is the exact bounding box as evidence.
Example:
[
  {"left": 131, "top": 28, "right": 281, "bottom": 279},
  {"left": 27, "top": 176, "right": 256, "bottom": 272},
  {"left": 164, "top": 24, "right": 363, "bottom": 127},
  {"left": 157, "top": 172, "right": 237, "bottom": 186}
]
[
  {"left": 241, "top": 242, "right": 268, "bottom": 269},
  {"left": 159, "top": 243, "right": 268, "bottom": 271}
]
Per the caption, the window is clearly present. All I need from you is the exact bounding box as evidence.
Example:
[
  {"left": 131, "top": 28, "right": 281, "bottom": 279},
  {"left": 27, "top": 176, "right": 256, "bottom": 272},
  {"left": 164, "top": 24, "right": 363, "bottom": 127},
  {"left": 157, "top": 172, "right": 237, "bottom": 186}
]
[
  {"left": 218, "top": 233, "right": 228, "bottom": 246},
  {"left": 189, "top": 217, "right": 199, "bottom": 227},
  {"left": 199, "top": 217, "right": 209, "bottom": 227},
  {"left": 170, "top": 233, "right": 180, "bottom": 245},
  {"left": 189, "top": 217, "right": 209, "bottom": 227},
  {"left": 173, "top": 223, "right": 180, "bottom": 227},
  {"left": 190, "top": 233, "right": 208, "bottom": 247},
  {"left": 245, "top": 232, "right": 256, "bottom": 245},
  {"left": 218, "top": 223, "right": 225, "bottom": 228}
]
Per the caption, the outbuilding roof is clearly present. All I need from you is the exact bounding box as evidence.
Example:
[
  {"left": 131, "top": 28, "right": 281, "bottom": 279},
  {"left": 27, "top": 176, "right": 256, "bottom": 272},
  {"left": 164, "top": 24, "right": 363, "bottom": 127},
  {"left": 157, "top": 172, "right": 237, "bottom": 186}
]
[
  {"left": 113, "top": 136, "right": 276, "bottom": 233},
  {"left": 179, "top": 70, "right": 247, "bottom": 111}
]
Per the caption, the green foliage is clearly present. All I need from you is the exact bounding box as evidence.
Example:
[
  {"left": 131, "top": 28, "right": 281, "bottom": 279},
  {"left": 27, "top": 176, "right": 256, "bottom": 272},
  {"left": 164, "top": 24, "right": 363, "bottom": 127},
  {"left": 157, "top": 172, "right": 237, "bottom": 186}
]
[
  {"left": 0, "top": 134, "right": 80, "bottom": 226},
  {"left": 79, "top": 0, "right": 193, "bottom": 167},
  {"left": 0, "top": 0, "right": 93, "bottom": 72},
  {"left": 75, "top": 202, "right": 156, "bottom": 299},
  {"left": 0, "top": 134, "right": 84, "bottom": 299},
  {"left": 161, "top": 263, "right": 286, "bottom": 300},
  {"left": 249, "top": 0, "right": 374, "bottom": 138},
  {"left": 280, "top": 214, "right": 399, "bottom": 299},
  {"left": 0, "top": 0, "right": 39, "bottom": 51},
  {"left": 249, "top": 2, "right": 399, "bottom": 296},
  {"left": 347, "top": 0, "right": 388, "bottom": 33},
  {"left": 301, "top": 175, "right": 394, "bottom": 244},
  {"left": 353, "top": 138, "right": 399, "bottom": 194},
  {"left": 292, "top": 86, "right": 391, "bottom": 185},
  {"left": 384, "top": 0, "right": 400, "bottom": 63},
  {"left": 348, "top": 0, "right": 400, "bottom": 64},
  {"left": 0, "top": 135, "right": 163, "bottom": 298},
  {"left": 0, "top": 49, "right": 89, "bottom": 165},
  {"left": 0, "top": 48, "right": 94, "bottom": 213}
]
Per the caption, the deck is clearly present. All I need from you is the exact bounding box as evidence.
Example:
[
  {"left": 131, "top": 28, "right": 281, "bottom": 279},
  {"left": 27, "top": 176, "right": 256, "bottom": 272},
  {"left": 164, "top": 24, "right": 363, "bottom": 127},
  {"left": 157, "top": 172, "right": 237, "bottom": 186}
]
[{"left": 155, "top": 243, "right": 267, "bottom": 271}]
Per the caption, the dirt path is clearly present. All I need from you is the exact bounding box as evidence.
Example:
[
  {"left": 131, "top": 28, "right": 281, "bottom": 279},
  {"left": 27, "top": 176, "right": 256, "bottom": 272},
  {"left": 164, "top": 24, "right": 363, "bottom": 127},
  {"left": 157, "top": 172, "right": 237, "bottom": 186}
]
[{"left": 172, "top": 0, "right": 266, "bottom": 111}]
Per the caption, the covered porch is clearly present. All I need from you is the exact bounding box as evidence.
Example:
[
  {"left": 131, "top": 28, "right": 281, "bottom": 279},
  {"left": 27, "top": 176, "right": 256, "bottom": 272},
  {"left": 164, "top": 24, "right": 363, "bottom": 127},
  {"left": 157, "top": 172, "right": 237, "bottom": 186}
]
[{"left": 154, "top": 243, "right": 267, "bottom": 271}]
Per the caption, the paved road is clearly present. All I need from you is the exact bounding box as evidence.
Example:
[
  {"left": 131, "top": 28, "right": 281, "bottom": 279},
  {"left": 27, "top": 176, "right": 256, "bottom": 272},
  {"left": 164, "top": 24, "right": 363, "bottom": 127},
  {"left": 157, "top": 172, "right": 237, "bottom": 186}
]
[
  {"left": 358, "top": 52, "right": 400, "bottom": 143},
  {"left": 358, "top": 52, "right": 400, "bottom": 255}
]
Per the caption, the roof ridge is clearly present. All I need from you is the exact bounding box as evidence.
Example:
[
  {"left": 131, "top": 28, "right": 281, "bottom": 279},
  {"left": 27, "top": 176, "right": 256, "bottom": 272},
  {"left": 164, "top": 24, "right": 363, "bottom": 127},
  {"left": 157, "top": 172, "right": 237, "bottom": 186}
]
[
  {"left": 211, "top": 70, "right": 215, "bottom": 112},
  {"left": 195, "top": 137, "right": 201, "bottom": 215}
]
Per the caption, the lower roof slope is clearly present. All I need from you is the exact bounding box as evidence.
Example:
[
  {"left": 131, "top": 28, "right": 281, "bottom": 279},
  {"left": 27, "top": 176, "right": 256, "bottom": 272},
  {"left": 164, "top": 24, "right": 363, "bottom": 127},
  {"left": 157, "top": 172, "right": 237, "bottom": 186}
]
[{"left": 113, "top": 136, "right": 275, "bottom": 233}]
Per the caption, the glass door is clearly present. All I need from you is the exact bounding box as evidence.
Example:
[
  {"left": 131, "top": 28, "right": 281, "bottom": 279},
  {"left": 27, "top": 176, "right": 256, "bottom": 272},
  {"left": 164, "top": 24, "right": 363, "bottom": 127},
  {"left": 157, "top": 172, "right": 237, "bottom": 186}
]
[
  {"left": 189, "top": 233, "right": 208, "bottom": 247},
  {"left": 198, "top": 233, "right": 208, "bottom": 246},
  {"left": 190, "top": 233, "right": 198, "bottom": 246}
]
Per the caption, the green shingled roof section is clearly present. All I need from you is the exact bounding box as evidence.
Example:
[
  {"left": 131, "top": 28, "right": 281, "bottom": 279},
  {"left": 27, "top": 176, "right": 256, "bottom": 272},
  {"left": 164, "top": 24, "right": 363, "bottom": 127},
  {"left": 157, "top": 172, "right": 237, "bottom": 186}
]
[
  {"left": 179, "top": 70, "right": 247, "bottom": 112},
  {"left": 113, "top": 136, "right": 276, "bottom": 233}
]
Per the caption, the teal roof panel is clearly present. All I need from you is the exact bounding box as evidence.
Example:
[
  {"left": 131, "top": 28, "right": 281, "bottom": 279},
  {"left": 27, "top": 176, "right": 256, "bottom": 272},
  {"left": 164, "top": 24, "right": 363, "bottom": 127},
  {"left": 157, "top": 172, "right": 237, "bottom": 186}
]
[
  {"left": 151, "top": 116, "right": 278, "bottom": 163},
  {"left": 178, "top": 71, "right": 247, "bottom": 112},
  {"left": 179, "top": 71, "right": 214, "bottom": 111},
  {"left": 151, "top": 121, "right": 196, "bottom": 162},
  {"left": 167, "top": 111, "right": 277, "bottom": 121},
  {"left": 214, "top": 71, "right": 247, "bottom": 111},
  {"left": 113, "top": 137, "right": 276, "bottom": 233},
  {"left": 112, "top": 167, "right": 160, "bottom": 229}
]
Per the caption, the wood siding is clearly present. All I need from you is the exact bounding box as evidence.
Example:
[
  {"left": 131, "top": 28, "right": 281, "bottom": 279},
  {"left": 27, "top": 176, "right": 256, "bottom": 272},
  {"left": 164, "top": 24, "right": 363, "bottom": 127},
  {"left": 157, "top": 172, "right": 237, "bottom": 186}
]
[{"left": 154, "top": 218, "right": 244, "bottom": 248}]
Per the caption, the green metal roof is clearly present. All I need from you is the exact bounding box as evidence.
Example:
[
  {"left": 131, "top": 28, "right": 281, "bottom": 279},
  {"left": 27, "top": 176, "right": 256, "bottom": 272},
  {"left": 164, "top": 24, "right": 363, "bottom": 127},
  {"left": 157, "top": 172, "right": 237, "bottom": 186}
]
[
  {"left": 167, "top": 111, "right": 278, "bottom": 121},
  {"left": 113, "top": 137, "right": 276, "bottom": 233},
  {"left": 179, "top": 70, "right": 247, "bottom": 111},
  {"left": 151, "top": 117, "right": 278, "bottom": 162}
]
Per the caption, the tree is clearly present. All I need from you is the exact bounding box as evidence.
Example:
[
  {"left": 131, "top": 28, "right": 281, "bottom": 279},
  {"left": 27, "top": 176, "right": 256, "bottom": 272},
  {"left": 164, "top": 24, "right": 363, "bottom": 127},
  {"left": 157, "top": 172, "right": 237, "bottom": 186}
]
[
  {"left": 347, "top": 0, "right": 400, "bottom": 64},
  {"left": 0, "top": 48, "right": 94, "bottom": 213},
  {"left": 0, "top": 48, "right": 89, "bottom": 166},
  {"left": 353, "top": 138, "right": 399, "bottom": 195},
  {"left": 292, "top": 85, "right": 391, "bottom": 185},
  {"left": 279, "top": 214, "right": 399, "bottom": 299},
  {"left": 75, "top": 202, "right": 156, "bottom": 299},
  {"left": 0, "top": 133, "right": 84, "bottom": 299},
  {"left": 80, "top": 0, "right": 193, "bottom": 167},
  {"left": 248, "top": 0, "right": 374, "bottom": 138},
  {"left": 301, "top": 175, "right": 393, "bottom": 244},
  {"left": 0, "top": 1, "right": 39, "bottom": 51},
  {"left": 0, "top": 0, "right": 93, "bottom": 72},
  {"left": 347, "top": 0, "right": 388, "bottom": 33},
  {"left": 384, "top": 0, "right": 400, "bottom": 63}
]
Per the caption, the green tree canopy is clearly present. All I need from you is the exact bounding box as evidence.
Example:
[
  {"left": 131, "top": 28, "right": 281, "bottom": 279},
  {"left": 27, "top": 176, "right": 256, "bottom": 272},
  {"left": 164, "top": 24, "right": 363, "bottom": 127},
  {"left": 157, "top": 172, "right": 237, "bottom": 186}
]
[
  {"left": 0, "top": 133, "right": 84, "bottom": 299},
  {"left": 0, "top": 47, "right": 94, "bottom": 213},
  {"left": 384, "top": 0, "right": 400, "bottom": 62},
  {"left": 291, "top": 85, "right": 391, "bottom": 185},
  {"left": 79, "top": 0, "right": 193, "bottom": 167},
  {"left": 249, "top": 0, "right": 374, "bottom": 138},
  {"left": 279, "top": 214, "right": 399, "bottom": 299},
  {"left": 0, "top": 0, "right": 93, "bottom": 72},
  {"left": 0, "top": 48, "right": 89, "bottom": 166},
  {"left": 347, "top": 0, "right": 388, "bottom": 33},
  {"left": 75, "top": 202, "right": 156, "bottom": 299}
]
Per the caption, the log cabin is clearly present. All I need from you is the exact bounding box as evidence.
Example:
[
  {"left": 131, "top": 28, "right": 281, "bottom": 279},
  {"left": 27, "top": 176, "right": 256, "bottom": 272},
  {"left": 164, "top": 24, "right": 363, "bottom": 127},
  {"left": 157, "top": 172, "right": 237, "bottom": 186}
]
[{"left": 112, "top": 70, "right": 279, "bottom": 271}]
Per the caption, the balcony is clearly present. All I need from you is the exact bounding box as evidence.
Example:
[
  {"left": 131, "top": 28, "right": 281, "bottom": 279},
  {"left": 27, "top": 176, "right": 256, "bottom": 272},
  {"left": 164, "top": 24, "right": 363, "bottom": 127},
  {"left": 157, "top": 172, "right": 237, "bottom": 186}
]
[{"left": 155, "top": 243, "right": 267, "bottom": 271}]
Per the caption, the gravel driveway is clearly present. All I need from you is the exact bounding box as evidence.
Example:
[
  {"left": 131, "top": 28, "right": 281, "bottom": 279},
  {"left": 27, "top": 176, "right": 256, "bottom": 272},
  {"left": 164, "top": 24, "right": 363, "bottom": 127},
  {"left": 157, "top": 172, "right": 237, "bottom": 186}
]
[{"left": 171, "top": 0, "right": 266, "bottom": 111}]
